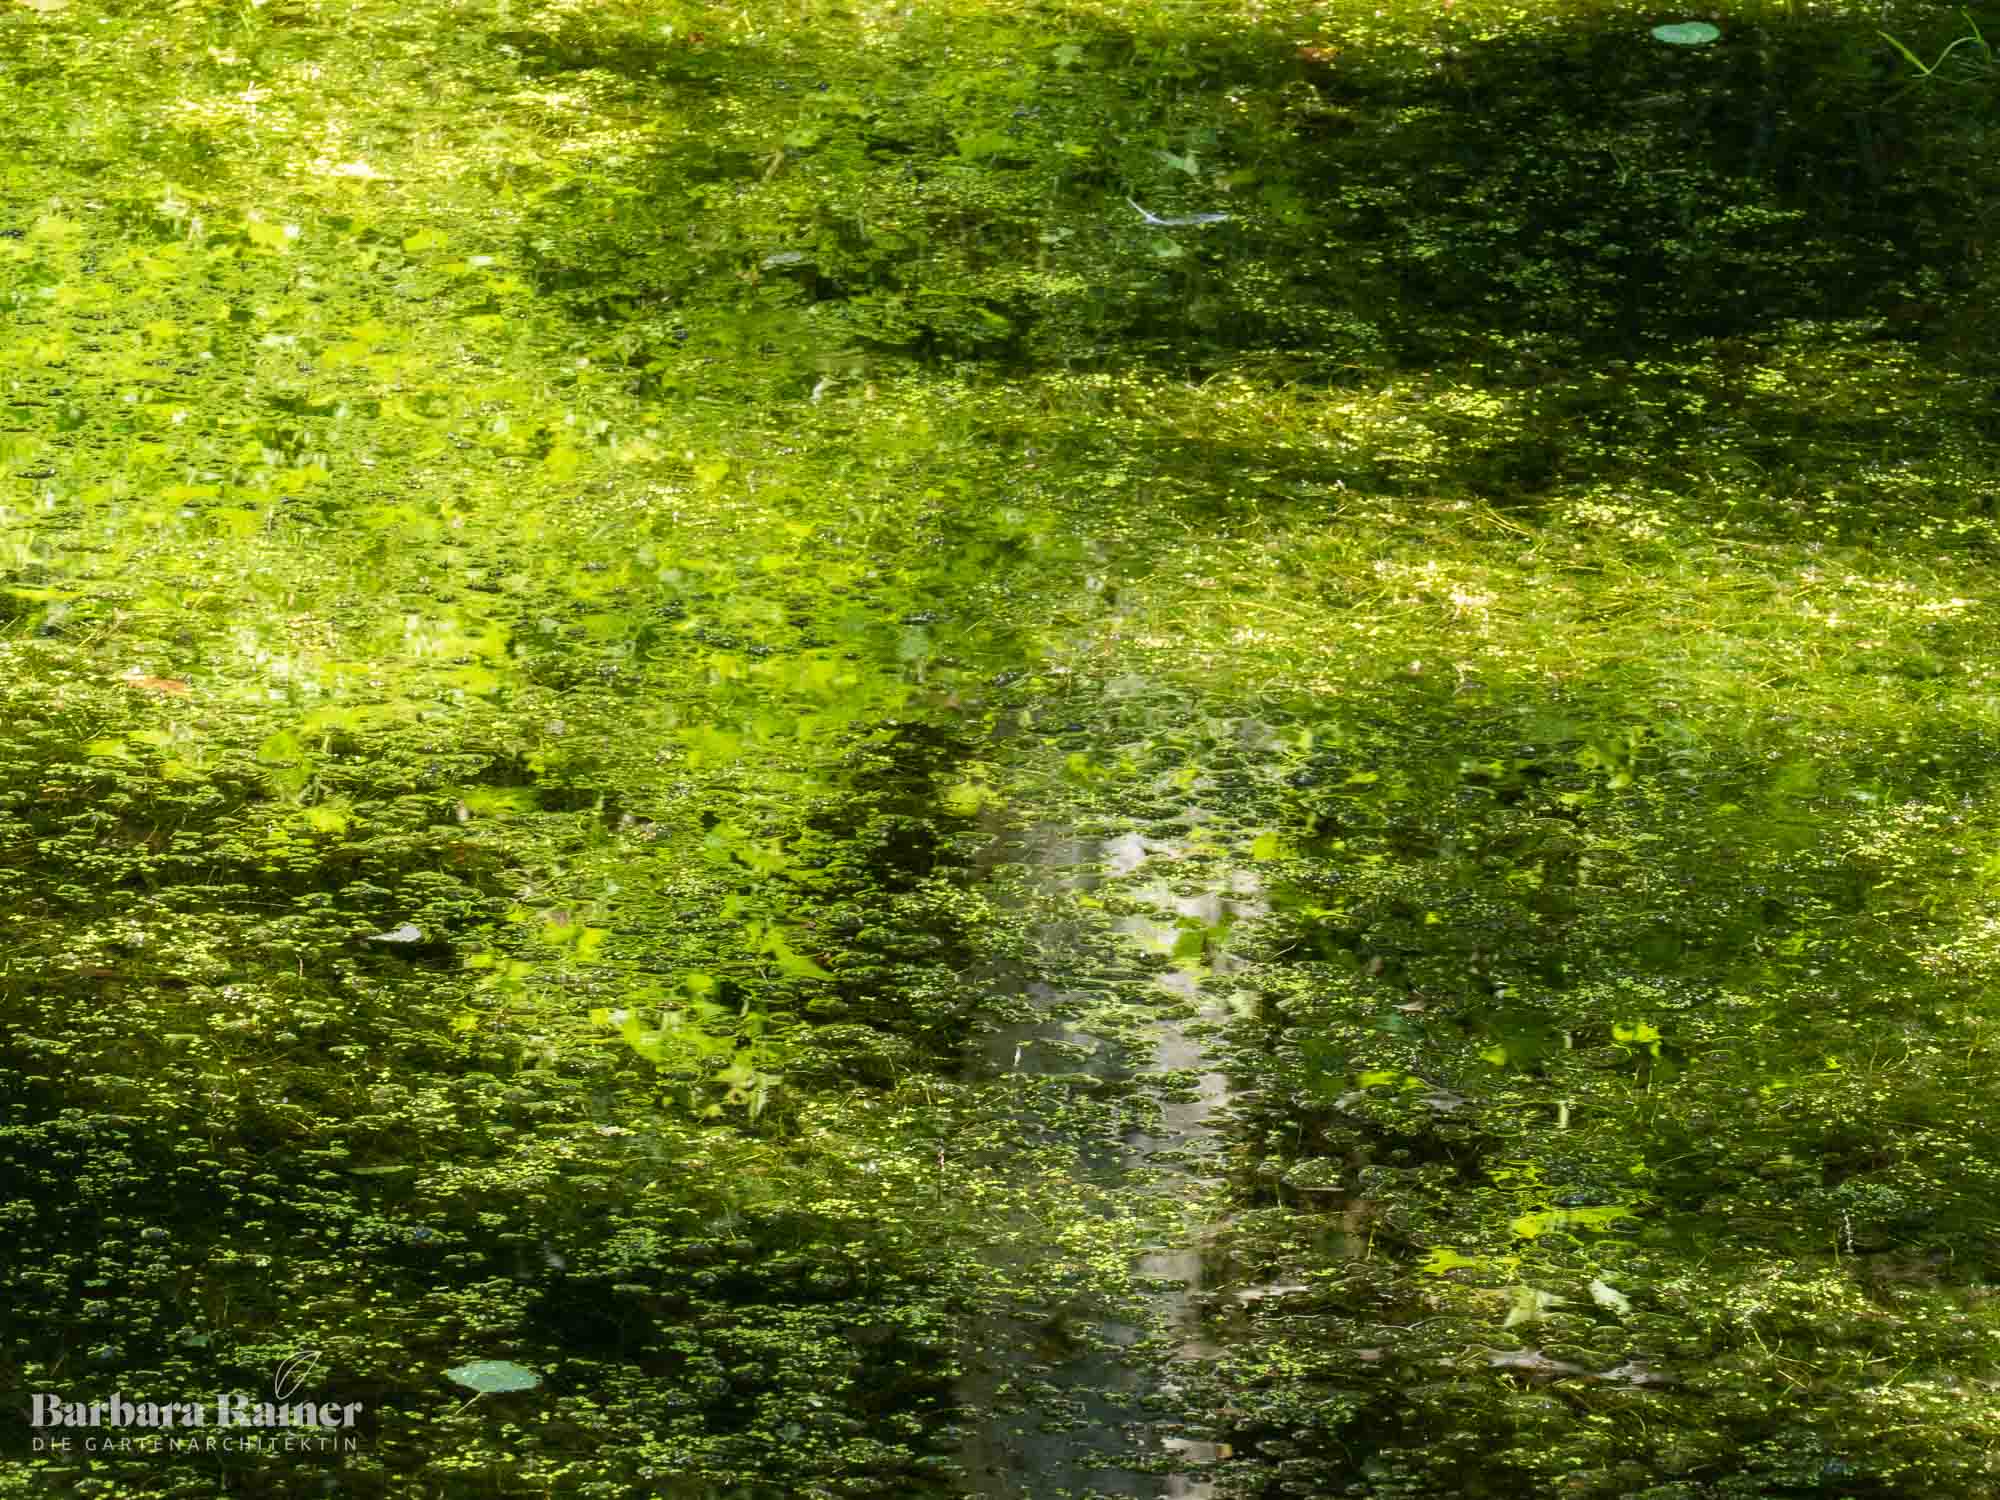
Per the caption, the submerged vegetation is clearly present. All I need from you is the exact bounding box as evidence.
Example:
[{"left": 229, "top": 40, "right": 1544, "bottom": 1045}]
[{"left": 2, "top": 0, "right": 2000, "bottom": 1494}]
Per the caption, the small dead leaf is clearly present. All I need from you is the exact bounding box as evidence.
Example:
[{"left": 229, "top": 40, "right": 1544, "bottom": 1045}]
[{"left": 123, "top": 674, "right": 190, "bottom": 696}]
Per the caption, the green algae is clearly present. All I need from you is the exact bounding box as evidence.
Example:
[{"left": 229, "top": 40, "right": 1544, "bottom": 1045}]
[{"left": 3, "top": 0, "right": 2000, "bottom": 1495}]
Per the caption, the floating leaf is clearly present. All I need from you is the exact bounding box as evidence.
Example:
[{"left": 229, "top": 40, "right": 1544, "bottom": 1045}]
[
  {"left": 366, "top": 923, "right": 424, "bottom": 944},
  {"left": 445, "top": 1360, "right": 541, "bottom": 1395},
  {"left": 1651, "top": 21, "right": 1720, "bottom": 44}
]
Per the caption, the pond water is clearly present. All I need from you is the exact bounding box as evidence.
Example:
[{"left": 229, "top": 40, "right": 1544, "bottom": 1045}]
[{"left": 3, "top": 0, "right": 2000, "bottom": 1496}]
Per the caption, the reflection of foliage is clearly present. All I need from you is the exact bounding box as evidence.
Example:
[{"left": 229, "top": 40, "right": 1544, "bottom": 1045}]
[
  {"left": 4, "top": 0, "right": 2000, "bottom": 1496},
  {"left": 600, "top": 981, "right": 790, "bottom": 1124},
  {"left": 1880, "top": 9, "right": 1997, "bottom": 94}
]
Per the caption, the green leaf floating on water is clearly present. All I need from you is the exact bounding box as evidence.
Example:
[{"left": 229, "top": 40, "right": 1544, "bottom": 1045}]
[
  {"left": 1651, "top": 21, "right": 1721, "bottom": 45},
  {"left": 445, "top": 1360, "right": 541, "bottom": 1395}
]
